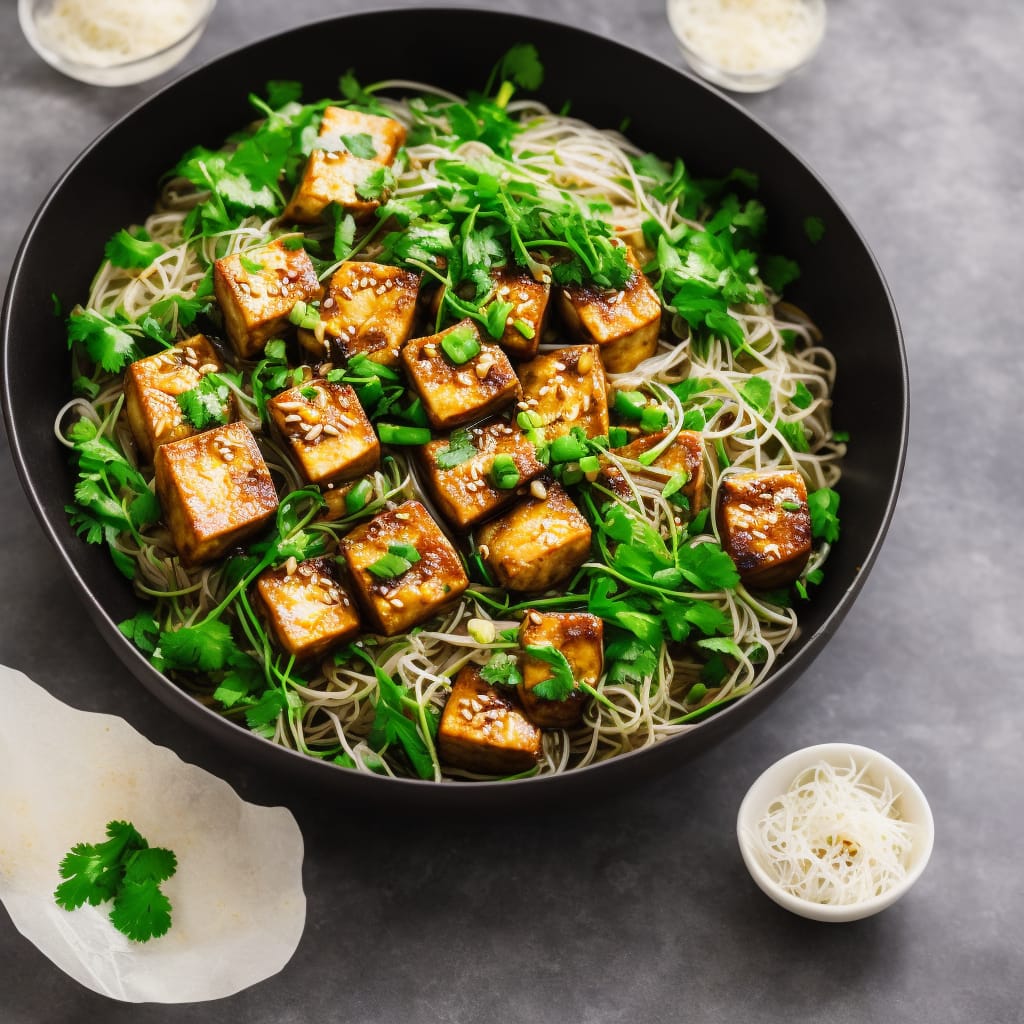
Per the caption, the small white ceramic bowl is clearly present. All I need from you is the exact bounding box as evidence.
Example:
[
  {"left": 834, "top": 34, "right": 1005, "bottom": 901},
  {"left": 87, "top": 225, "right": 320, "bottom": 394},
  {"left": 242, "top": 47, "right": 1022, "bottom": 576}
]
[
  {"left": 737, "top": 743, "right": 935, "bottom": 922},
  {"left": 19, "top": 0, "right": 216, "bottom": 87}
]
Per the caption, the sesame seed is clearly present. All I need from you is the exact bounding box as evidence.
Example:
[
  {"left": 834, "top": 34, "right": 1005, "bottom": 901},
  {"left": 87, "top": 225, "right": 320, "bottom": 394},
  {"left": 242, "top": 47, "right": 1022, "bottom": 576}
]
[
  {"left": 394, "top": 512, "right": 410, "bottom": 520},
  {"left": 516, "top": 401, "right": 529, "bottom": 410},
  {"left": 470, "top": 698, "right": 483, "bottom": 712},
  {"left": 341, "top": 286, "right": 353, "bottom": 300},
  {"left": 518, "top": 291, "right": 529, "bottom": 301},
  {"left": 197, "top": 362, "right": 219, "bottom": 375},
  {"left": 577, "top": 351, "right": 593, "bottom": 375},
  {"left": 424, "top": 344, "right": 438, "bottom": 358},
  {"left": 276, "top": 400, "right": 304, "bottom": 412},
  {"left": 285, "top": 556, "right": 298, "bottom": 576},
  {"left": 582, "top": 394, "right": 591, "bottom": 412},
  {"left": 475, "top": 361, "right": 493, "bottom": 379},
  {"left": 460, "top": 708, "right": 473, "bottom": 721},
  {"left": 389, "top": 597, "right": 404, "bottom": 609},
  {"left": 338, "top": 414, "right": 356, "bottom": 428},
  {"left": 284, "top": 413, "right": 302, "bottom": 423},
  {"left": 528, "top": 611, "right": 542, "bottom": 625},
  {"left": 553, "top": 361, "right": 566, "bottom": 372},
  {"left": 478, "top": 543, "right": 490, "bottom": 559},
  {"left": 538, "top": 386, "right": 550, "bottom": 397},
  {"left": 305, "top": 423, "right": 324, "bottom": 441},
  {"left": 322, "top": 424, "right": 341, "bottom": 437},
  {"left": 530, "top": 480, "right": 547, "bottom": 501}
]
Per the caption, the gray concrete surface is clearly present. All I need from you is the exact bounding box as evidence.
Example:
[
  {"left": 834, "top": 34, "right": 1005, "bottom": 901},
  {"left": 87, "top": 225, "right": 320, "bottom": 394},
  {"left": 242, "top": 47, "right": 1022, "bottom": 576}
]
[{"left": 1, "top": 0, "right": 1021, "bottom": 1021}]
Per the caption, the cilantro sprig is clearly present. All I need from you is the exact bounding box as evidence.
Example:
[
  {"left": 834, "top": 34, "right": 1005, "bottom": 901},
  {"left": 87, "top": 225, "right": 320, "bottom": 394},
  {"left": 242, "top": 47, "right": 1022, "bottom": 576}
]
[{"left": 54, "top": 820, "right": 177, "bottom": 943}]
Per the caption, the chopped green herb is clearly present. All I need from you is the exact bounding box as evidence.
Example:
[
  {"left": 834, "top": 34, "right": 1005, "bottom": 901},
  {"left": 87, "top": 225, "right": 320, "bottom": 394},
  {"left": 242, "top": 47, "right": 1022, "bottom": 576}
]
[
  {"left": 239, "top": 255, "right": 264, "bottom": 274},
  {"left": 523, "top": 644, "right": 576, "bottom": 701},
  {"left": 804, "top": 216, "right": 826, "bottom": 243},
  {"left": 176, "top": 374, "right": 232, "bottom": 430},
  {"left": 480, "top": 651, "right": 522, "bottom": 688},
  {"left": 489, "top": 453, "right": 521, "bottom": 489},
  {"left": 55, "top": 820, "right": 177, "bottom": 943},
  {"left": 435, "top": 428, "right": 477, "bottom": 469},
  {"left": 808, "top": 487, "right": 841, "bottom": 543},
  {"left": 104, "top": 228, "right": 165, "bottom": 270}
]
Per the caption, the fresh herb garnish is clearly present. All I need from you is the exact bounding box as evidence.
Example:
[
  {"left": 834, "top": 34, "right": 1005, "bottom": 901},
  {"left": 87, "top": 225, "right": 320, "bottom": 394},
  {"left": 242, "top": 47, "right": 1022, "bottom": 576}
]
[
  {"left": 176, "top": 374, "right": 232, "bottom": 430},
  {"left": 435, "top": 428, "right": 477, "bottom": 469},
  {"left": 55, "top": 820, "right": 177, "bottom": 943},
  {"left": 104, "top": 228, "right": 165, "bottom": 270}
]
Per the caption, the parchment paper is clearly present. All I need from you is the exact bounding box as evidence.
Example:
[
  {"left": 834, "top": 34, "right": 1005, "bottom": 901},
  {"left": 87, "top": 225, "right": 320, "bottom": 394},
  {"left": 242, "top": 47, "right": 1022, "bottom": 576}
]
[{"left": 0, "top": 665, "right": 306, "bottom": 1002}]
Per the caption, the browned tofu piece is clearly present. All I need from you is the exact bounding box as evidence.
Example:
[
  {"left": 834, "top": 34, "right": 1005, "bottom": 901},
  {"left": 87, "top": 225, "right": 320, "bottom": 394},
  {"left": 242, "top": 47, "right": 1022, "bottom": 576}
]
[
  {"left": 601, "top": 430, "right": 706, "bottom": 512},
  {"left": 124, "top": 335, "right": 234, "bottom": 463},
  {"left": 558, "top": 243, "right": 662, "bottom": 373},
  {"left": 317, "top": 105, "right": 406, "bottom": 165},
  {"left": 153, "top": 421, "right": 279, "bottom": 567},
  {"left": 255, "top": 556, "right": 360, "bottom": 660},
  {"left": 267, "top": 380, "right": 379, "bottom": 485},
  {"left": 517, "top": 344, "right": 609, "bottom": 440},
  {"left": 476, "top": 481, "right": 592, "bottom": 592},
  {"left": 716, "top": 470, "right": 812, "bottom": 587},
  {"left": 400, "top": 320, "right": 519, "bottom": 430},
  {"left": 518, "top": 610, "right": 604, "bottom": 729},
  {"left": 490, "top": 265, "right": 550, "bottom": 360},
  {"left": 419, "top": 418, "right": 546, "bottom": 530},
  {"left": 213, "top": 239, "right": 321, "bottom": 359},
  {"left": 313, "top": 261, "right": 421, "bottom": 367},
  {"left": 430, "top": 265, "right": 550, "bottom": 361},
  {"left": 339, "top": 499, "right": 469, "bottom": 636},
  {"left": 282, "top": 151, "right": 386, "bottom": 224},
  {"left": 437, "top": 665, "right": 541, "bottom": 774}
]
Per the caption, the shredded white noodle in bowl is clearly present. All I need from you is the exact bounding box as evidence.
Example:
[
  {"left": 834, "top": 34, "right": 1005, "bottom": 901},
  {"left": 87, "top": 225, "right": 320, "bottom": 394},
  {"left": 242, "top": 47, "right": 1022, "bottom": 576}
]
[
  {"left": 4, "top": 13, "right": 907, "bottom": 800},
  {"left": 737, "top": 743, "right": 935, "bottom": 922}
]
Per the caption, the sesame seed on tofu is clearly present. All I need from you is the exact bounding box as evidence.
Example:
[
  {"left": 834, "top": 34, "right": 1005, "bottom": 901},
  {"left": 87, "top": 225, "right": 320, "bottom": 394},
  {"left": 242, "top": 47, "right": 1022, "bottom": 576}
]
[
  {"left": 308, "top": 261, "right": 421, "bottom": 368},
  {"left": 267, "top": 379, "right": 380, "bottom": 485},
  {"left": 716, "top": 469, "right": 812, "bottom": 587},
  {"left": 419, "top": 417, "right": 546, "bottom": 530},
  {"left": 124, "top": 334, "right": 233, "bottom": 463},
  {"left": 213, "top": 239, "right": 321, "bottom": 359},
  {"left": 153, "top": 422, "right": 279, "bottom": 567},
  {"left": 517, "top": 344, "right": 609, "bottom": 440},
  {"left": 475, "top": 481, "right": 592, "bottom": 592},
  {"left": 437, "top": 664, "right": 541, "bottom": 774},
  {"left": 339, "top": 500, "right": 469, "bottom": 636},
  {"left": 400, "top": 319, "right": 520, "bottom": 431},
  {"left": 255, "top": 555, "right": 360, "bottom": 660},
  {"left": 558, "top": 243, "right": 661, "bottom": 373}
]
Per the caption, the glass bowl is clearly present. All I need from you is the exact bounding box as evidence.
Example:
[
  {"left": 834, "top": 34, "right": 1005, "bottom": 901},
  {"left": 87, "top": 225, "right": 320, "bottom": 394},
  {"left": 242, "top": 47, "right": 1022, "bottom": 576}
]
[
  {"left": 737, "top": 743, "right": 935, "bottom": 922},
  {"left": 18, "top": 0, "right": 217, "bottom": 87},
  {"left": 667, "top": 0, "right": 826, "bottom": 93}
]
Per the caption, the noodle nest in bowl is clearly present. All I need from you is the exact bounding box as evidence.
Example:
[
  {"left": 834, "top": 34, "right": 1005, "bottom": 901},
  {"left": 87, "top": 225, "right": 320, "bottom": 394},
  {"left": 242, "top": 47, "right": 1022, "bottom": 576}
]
[{"left": 56, "top": 56, "right": 845, "bottom": 782}]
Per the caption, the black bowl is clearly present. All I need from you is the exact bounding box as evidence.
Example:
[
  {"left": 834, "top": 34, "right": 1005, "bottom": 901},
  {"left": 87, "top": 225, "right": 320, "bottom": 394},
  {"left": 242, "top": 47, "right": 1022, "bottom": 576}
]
[{"left": 1, "top": 8, "right": 907, "bottom": 810}]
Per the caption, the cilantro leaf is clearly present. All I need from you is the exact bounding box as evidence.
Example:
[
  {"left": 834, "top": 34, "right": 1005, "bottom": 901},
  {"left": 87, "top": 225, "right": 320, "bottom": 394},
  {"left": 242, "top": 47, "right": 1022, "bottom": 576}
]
[
  {"left": 55, "top": 821, "right": 176, "bottom": 943},
  {"left": 104, "top": 228, "right": 165, "bottom": 270},
  {"left": 356, "top": 165, "right": 396, "bottom": 201},
  {"left": 808, "top": 487, "right": 841, "bottom": 543},
  {"left": 498, "top": 43, "right": 544, "bottom": 90},
  {"left": 480, "top": 651, "right": 522, "bottom": 688},
  {"left": 67, "top": 308, "right": 140, "bottom": 373},
  {"left": 109, "top": 880, "right": 173, "bottom": 943},
  {"left": 435, "top": 428, "right": 477, "bottom": 469},
  {"left": 159, "top": 620, "right": 238, "bottom": 673},
  {"left": 176, "top": 374, "right": 232, "bottom": 430},
  {"left": 340, "top": 132, "right": 377, "bottom": 159},
  {"left": 524, "top": 644, "right": 576, "bottom": 702}
]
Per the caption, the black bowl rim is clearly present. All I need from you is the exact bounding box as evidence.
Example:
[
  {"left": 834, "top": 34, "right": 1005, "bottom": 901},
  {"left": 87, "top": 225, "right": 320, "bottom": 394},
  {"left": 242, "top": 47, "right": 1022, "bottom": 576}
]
[{"left": 1, "top": 6, "right": 908, "bottom": 804}]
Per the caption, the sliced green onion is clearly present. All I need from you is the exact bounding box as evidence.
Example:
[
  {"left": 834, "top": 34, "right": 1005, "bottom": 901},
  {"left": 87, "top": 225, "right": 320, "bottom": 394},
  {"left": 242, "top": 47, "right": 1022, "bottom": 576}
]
[
  {"left": 366, "top": 552, "right": 414, "bottom": 579},
  {"left": 512, "top": 318, "right": 535, "bottom": 339},
  {"left": 550, "top": 434, "right": 587, "bottom": 463},
  {"left": 387, "top": 542, "right": 421, "bottom": 563},
  {"left": 614, "top": 390, "right": 647, "bottom": 420},
  {"left": 288, "top": 300, "right": 320, "bottom": 331},
  {"left": 378, "top": 422, "right": 432, "bottom": 446},
  {"left": 490, "top": 453, "right": 521, "bottom": 489},
  {"left": 517, "top": 410, "right": 542, "bottom": 430},
  {"left": 440, "top": 324, "right": 481, "bottom": 364},
  {"left": 345, "top": 479, "right": 373, "bottom": 514},
  {"left": 640, "top": 406, "right": 668, "bottom": 432},
  {"left": 608, "top": 426, "right": 629, "bottom": 448},
  {"left": 578, "top": 454, "right": 600, "bottom": 474}
]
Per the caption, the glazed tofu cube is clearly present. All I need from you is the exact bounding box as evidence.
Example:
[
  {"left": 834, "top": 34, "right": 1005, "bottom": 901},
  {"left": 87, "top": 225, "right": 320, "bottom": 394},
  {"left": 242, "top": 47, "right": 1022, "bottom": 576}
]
[
  {"left": 267, "top": 380, "right": 379, "bottom": 485},
  {"left": 601, "top": 430, "right": 706, "bottom": 512},
  {"left": 476, "top": 481, "right": 592, "bottom": 592},
  {"left": 154, "top": 421, "right": 279, "bottom": 566},
  {"left": 518, "top": 345, "right": 609, "bottom": 440},
  {"left": 255, "top": 556, "right": 360, "bottom": 660},
  {"left": 317, "top": 106, "right": 406, "bottom": 165},
  {"left": 419, "top": 418, "right": 546, "bottom": 530},
  {"left": 490, "top": 265, "right": 550, "bottom": 360},
  {"left": 558, "top": 243, "right": 662, "bottom": 373},
  {"left": 518, "top": 610, "right": 604, "bottom": 728},
  {"left": 314, "top": 261, "right": 421, "bottom": 367},
  {"left": 214, "top": 239, "right": 321, "bottom": 359},
  {"left": 124, "top": 335, "right": 233, "bottom": 463},
  {"left": 716, "top": 470, "right": 812, "bottom": 587},
  {"left": 437, "top": 664, "right": 541, "bottom": 774},
  {"left": 282, "top": 151, "right": 387, "bottom": 224},
  {"left": 400, "top": 320, "right": 519, "bottom": 430},
  {"left": 339, "top": 500, "right": 469, "bottom": 636},
  {"left": 430, "top": 266, "right": 549, "bottom": 361}
]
